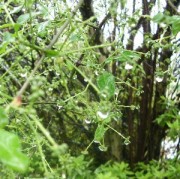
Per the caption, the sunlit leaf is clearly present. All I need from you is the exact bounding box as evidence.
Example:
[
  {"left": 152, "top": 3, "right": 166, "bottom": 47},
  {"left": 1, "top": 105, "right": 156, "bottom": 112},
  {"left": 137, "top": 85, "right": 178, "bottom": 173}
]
[{"left": 0, "top": 129, "right": 29, "bottom": 172}]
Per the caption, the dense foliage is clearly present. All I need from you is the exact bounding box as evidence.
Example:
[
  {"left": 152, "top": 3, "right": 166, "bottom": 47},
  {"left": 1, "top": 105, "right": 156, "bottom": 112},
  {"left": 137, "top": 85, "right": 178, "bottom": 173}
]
[{"left": 0, "top": 0, "right": 179, "bottom": 178}]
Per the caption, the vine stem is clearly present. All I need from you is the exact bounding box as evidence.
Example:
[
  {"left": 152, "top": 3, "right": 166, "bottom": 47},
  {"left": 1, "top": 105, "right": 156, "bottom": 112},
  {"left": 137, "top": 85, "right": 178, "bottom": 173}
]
[
  {"left": 67, "top": 59, "right": 100, "bottom": 94},
  {"left": 24, "top": 114, "right": 50, "bottom": 174},
  {"left": 105, "top": 124, "right": 126, "bottom": 140}
]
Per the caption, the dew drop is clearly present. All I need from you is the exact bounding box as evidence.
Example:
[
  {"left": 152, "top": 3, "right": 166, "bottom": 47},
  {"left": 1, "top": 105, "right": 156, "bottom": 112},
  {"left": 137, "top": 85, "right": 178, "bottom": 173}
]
[
  {"left": 73, "top": 75, "right": 77, "bottom": 80},
  {"left": 95, "top": 70, "right": 99, "bottom": 75},
  {"left": 20, "top": 72, "right": 27, "bottom": 78},
  {"left": 85, "top": 119, "right": 91, "bottom": 124},
  {"left": 62, "top": 173, "right": 66, "bottom": 179},
  {"left": 57, "top": 105, "right": 63, "bottom": 110},
  {"left": 125, "top": 63, "right": 133, "bottom": 70},
  {"left": 84, "top": 78, "right": 88, "bottom": 82},
  {"left": 97, "top": 111, "right": 109, "bottom": 119},
  {"left": 94, "top": 140, "right": 101, "bottom": 144},
  {"left": 124, "top": 138, "right": 130, "bottom": 145},
  {"left": 156, "top": 76, "right": 163, "bottom": 82},
  {"left": 98, "top": 145, "right": 107, "bottom": 151},
  {"left": 101, "top": 93, "right": 107, "bottom": 98},
  {"left": 56, "top": 72, "right": 60, "bottom": 76}
]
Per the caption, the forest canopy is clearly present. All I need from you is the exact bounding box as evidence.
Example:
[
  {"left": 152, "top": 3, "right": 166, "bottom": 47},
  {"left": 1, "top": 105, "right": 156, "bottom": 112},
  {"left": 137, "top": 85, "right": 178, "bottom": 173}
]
[{"left": 0, "top": 0, "right": 179, "bottom": 178}]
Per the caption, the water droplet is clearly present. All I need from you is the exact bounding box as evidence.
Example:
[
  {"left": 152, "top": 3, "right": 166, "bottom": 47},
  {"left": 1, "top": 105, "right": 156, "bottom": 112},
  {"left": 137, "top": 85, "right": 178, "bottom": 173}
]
[
  {"left": 95, "top": 70, "right": 99, "bottom": 75},
  {"left": 94, "top": 140, "right": 101, "bottom": 144},
  {"left": 156, "top": 76, "right": 163, "bottom": 82},
  {"left": 20, "top": 72, "right": 27, "bottom": 78},
  {"left": 115, "top": 89, "right": 119, "bottom": 96},
  {"left": 97, "top": 111, "right": 109, "bottom": 119},
  {"left": 98, "top": 145, "right": 107, "bottom": 151},
  {"left": 124, "top": 138, "right": 130, "bottom": 145},
  {"left": 73, "top": 75, "right": 77, "bottom": 80},
  {"left": 125, "top": 63, "right": 133, "bottom": 70},
  {"left": 81, "top": 150, "right": 88, "bottom": 155},
  {"left": 56, "top": 72, "right": 60, "bottom": 76},
  {"left": 85, "top": 119, "right": 91, "bottom": 124},
  {"left": 57, "top": 105, "right": 63, "bottom": 110},
  {"left": 84, "top": 78, "right": 88, "bottom": 82},
  {"left": 136, "top": 91, "right": 141, "bottom": 96},
  {"left": 62, "top": 173, "right": 66, "bottom": 179},
  {"left": 101, "top": 92, "right": 107, "bottom": 99}
]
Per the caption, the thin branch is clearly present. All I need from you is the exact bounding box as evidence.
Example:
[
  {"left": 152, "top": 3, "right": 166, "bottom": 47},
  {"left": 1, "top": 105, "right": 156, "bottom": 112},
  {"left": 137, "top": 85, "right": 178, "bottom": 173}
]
[
  {"left": 99, "top": 13, "right": 111, "bottom": 29},
  {"left": 167, "top": 0, "right": 180, "bottom": 15}
]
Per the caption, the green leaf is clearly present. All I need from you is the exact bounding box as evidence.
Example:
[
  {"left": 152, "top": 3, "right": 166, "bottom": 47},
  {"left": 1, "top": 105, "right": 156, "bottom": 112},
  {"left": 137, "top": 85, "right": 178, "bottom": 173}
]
[
  {"left": 0, "top": 129, "right": 29, "bottom": 172},
  {"left": 119, "top": 51, "right": 141, "bottom": 62},
  {"left": 37, "top": 21, "right": 50, "bottom": 37},
  {"left": 0, "top": 42, "right": 8, "bottom": 55},
  {"left": 94, "top": 125, "right": 107, "bottom": 143},
  {"left": 97, "top": 72, "right": 115, "bottom": 98},
  {"left": 10, "top": 5, "right": 23, "bottom": 14},
  {"left": 153, "top": 13, "right": 166, "bottom": 23},
  {"left": 171, "top": 17, "right": 180, "bottom": 35},
  {"left": 17, "top": 13, "right": 30, "bottom": 24},
  {"left": 44, "top": 49, "right": 59, "bottom": 57},
  {"left": 65, "top": 60, "right": 74, "bottom": 71},
  {"left": 17, "top": 12, "right": 40, "bottom": 24},
  {"left": 25, "top": 0, "right": 35, "bottom": 9},
  {"left": 3, "top": 32, "right": 15, "bottom": 43},
  {"left": 14, "top": 23, "right": 21, "bottom": 33},
  {"left": 0, "top": 107, "right": 8, "bottom": 128},
  {"left": 107, "top": 51, "right": 141, "bottom": 63},
  {"left": 153, "top": 14, "right": 180, "bottom": 35}
]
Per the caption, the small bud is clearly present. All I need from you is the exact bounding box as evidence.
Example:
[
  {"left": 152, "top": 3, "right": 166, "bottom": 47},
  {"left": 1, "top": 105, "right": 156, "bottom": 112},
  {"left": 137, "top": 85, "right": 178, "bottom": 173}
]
[{"left": 11, "top": 96, "right": 22, "bottom": 107}]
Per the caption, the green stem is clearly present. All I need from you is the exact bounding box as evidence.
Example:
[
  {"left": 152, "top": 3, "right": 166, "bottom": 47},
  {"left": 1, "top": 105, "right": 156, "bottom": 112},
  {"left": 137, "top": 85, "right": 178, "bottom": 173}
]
[
  {"left": 3, "top": 3, "right": 15, "bottom": 25},
  {"left": 105, "top": 124, "right": 126, "bottom": 140},
  {"left": 25, "top": 115, "right": 49, "bottom": 174},
  {"left": 30, "top": 115, "right": 59, "bottom": 149},
  {"left": 67, "top": 60, "right": 100, "bottom": 94},
  {"left": 84, "top": 140, "right": 94, "bottom": 152}
]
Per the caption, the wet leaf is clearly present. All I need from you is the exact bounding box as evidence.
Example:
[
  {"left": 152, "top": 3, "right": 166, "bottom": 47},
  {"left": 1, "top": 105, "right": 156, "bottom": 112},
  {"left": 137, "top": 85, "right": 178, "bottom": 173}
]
[
  {"left": 97, "top": 72, "right": 115, "bottom": 98},
  {"left": 0, "top": 129, "right": 29, "bottom": 172},
  {"left": 94, "top": 125, "right": 107, "bottom": 143}
]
